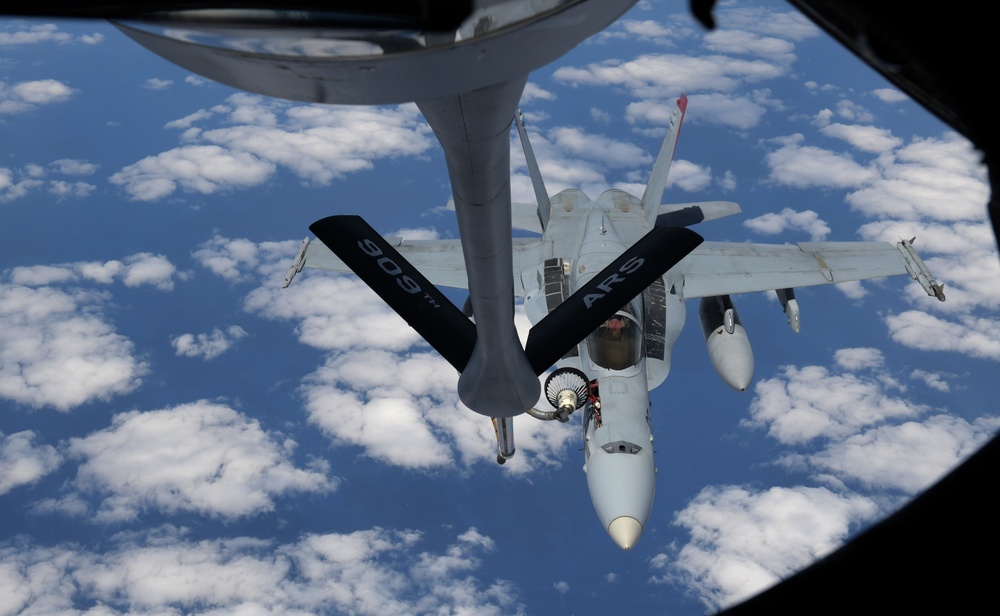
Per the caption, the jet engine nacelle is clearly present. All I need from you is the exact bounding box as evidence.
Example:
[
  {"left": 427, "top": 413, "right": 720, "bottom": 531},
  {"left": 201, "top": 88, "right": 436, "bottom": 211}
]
[{"left": 698, "top": 295, "right": 754, "bottom": 391}]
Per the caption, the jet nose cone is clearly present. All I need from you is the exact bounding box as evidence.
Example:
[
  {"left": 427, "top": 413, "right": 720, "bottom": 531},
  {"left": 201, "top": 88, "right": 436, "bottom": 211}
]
[
  {"left": 608, "top": 516, "right": 643, "bottom": 550},
  {"left": 586, "top": 446, "right": 655, "bottom": 550}
]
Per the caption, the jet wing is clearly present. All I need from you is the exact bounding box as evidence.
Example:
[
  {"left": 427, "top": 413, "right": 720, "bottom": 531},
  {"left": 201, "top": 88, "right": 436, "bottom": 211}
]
[
  {"left": 679, "top": 240, "right": 945, "bottom": 300},
  {"left": 285, "top": 236, "right": 543, "bottom": 295}
]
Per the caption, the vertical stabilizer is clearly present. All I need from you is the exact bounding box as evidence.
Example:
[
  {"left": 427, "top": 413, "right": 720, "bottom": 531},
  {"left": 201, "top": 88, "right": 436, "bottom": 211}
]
[
  {"left": 641, "top": 93, "right": 688, "bottom": 227},
  {"left": 515, "top": 108, "right": 552, "bottom": 230}
]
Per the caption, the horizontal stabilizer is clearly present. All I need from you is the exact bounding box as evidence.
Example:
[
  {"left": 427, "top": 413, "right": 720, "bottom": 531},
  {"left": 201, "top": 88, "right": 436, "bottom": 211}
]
[
  {"left": 655, "top": 201, "right": 742, "bottom": 227},
  {"left": 524, "top": 225, "right": 703, "bottom": 374},
  {"left": 309, "top": 215, "right": 476, "bottom": 372}
]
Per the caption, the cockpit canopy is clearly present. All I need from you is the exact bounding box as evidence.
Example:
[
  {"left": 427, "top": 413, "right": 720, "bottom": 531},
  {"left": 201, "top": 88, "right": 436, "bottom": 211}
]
[{"left": 586, "top": 302, "right": 642, "bottom": 370}]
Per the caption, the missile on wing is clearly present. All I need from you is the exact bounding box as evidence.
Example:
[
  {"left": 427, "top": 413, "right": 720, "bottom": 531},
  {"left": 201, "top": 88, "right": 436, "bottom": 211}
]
[{"left": 699, "top": 295, "right": 754, "bottom": 392}]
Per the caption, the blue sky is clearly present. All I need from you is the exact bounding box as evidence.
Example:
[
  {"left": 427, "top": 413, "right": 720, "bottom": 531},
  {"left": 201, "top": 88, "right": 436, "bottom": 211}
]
[{"left": 1, "top": 1, "right": 996, "bottom": 614}]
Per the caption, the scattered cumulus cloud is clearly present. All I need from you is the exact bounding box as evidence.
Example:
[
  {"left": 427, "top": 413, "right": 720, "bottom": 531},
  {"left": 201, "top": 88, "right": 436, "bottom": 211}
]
[
  {"left": 885, "top": 310, "right": 1000, "bottom": 361},
  {"left": 11, "top": 252, "right": 178, "bottom": 290},
  {"left": 300, "top": 347, "right": 574, "bottom": 474},
  {"left": 1, "top": 160, "right": 100, "bottom": 202},
  {"left": 0, "top": 23, "right": 103, "bottom": 46},
  {"left": 910, "top": 368, "right": 950, "bottom": 392},
  {"left": 845, "top": 133, "right": 988, "bottom": 222},
  {"left": 548, "top": 126, "right": 652, "bottom": 168},
  {"left": 0, "top": 284, "right": 147, "bottom": 411},
  {"left": 520, "top": 82, "right": 556, "bottom": 103},
  {"left": 745, "top": 363, "right": 924, "bottom": 445},
  {"left": 661, "top": 342, "right": 996, "bottom": 609},
  {"left": 0, "top": 526, "right": 521, "bottom": 615},
  {"left": 665, "top": 159, "right": 712, "bottom": 192},
  {"left": 112, "top": 94, "right": 434, "bottom": 201},
  {"left": 49, "top": 159, "right": 98, "bottom": 175},
  {"left": 703, "top": 28, "right": 795, "bottom": 63},
  {"left": 555, "top": 53, "right": 785, "bottom": 99},
  {"left": 764, "top": 133, "right": 878, "bottom": 188},
  {"left": 743, "top": 208, "right": 830, "bottom": 240},
  {"left": 655, "top": 485, "right": 877, "bottom": 611},
  {"left": 819, "top": 123, "right": 903, "bottom": 154},
  {"left": 67, "top": 401, "right": 334, "bottom": 522},
  {"left": 144, "top": 78, "right": 173, "bottom": 90},
  {"left": 871, "top": 88, "right": 909, "bottom": 103},
  {"left": 805, "top": 414, "right": 1000, "bottom": 493},
  {"left": 0, "top": 431, "right": 62, "bottom": 495},
  {"left": 193, "top": 234, "right": 301, "bottom": 283},
  {"left": 171, "top": 325, "right": 248, "bottom": 359},
  {"left": 833, "top": 347, "right": 884, "bottom": 371},
  {"left": 0, "top": 79, "right": 75, "bottom": 115}
]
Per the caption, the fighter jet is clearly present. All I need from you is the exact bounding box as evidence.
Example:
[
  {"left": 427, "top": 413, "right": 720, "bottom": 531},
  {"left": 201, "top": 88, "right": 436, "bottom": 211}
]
[{"left": 285, "top": 94, "right": 945, "bottom": 550}]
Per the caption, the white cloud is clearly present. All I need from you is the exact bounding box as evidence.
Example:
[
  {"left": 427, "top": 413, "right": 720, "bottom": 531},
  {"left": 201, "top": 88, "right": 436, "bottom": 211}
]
[
  {"left": 703, "top": 29, "right": 795, "bottom": 63},
  {"left": 121, "top": 253, "right": 177, "bottom": 290},
  {"left": 144, "top": 78, "right": 173, "bottom": 90},
  {"left": 764, "top": 134, "right": 878, "bottom": 189},
  {"left": 665, "top": 159, "right": 712, "bottom": 191},
  {"left": 10, "top": 253, "right": 178, "bottom": 290},
  {"left": 620, "top": 19, "right": 675, "bottom": 41},
  {"left": 9, "top": 264, "right": 75, "bottom": 286},
  {"left": 48, "top": 180, "right": 96, "bottom": 199},
  {"left": 845, "top": 133, "right": 988, "bottom": 222},
  {"left": 714, "top": 6, "right": 820, "bottom": 41},
  {"left": 871, "top": 88, "right": 909, "bottom": 103},
  {"left": 520, "top": 82, "right": 556, "bottom": 103},
  {"left": 171, "top": 326, "right": 248, "bottom": 359},
  {"left": 0, "top": 79, "right": 75, "bottom": 114},
  {"left": 547, "top": 126, "right": 652, "bottom": 168},
  {"left": 113, "top": 95, "right": 435, "bottom": 201},
  {"left": 0, "top": 431, "right": 62, "bottom": 495},
  {"left": 819, "top": 123, "right": 903, "bottom": 154},
  {"left": 554, "top": 54, "right": 786, "bottom": 99},
  {"left": 553, "top": 581, "right": 570, "bottom": 593},
  {"left": 806, "top": 414, "right": 1000, "bottom": 493},
  {"left": 655, "top": 485, "right": 877, "bottom": 611},
  {"left": 833, "top": 99, "right": 875, "bottom": 123},
  {"left": 745, "top": 363, "right": 925, "bottom": 445},
  {"left": 742, "top": 208, "right": 830, "bottom": 240},
  {"left": 50, "top": 159, "right": 98, "bottom": 175},
  {"left": 0, "top": 526, "right": 521, "bottom": 615},
  {"left": 834, "top": 280, "right": 867, "bottom": 300},
  {"left": 0, "top": 167, "right": 43, "bottom": 201},
  {"left": 885, "top": 310, "right": 1000, "bottom": 361},
  {"left": 193, "top": 235, "right": 296, "bottom": 282},
  {"left": 67, "top": 401, "right": 333, "bottom": 522},
  {"left": 833, "top": 347, "right": 884, "bottom": 371},
  {"left": 626, "top": 93, "right": 768, "bottom": 131},
  {"left": 0, "top": 284, "right": 147, "bottom": 411},
  {"left": 717, "top": 170, "right": 737, "bottom": 191},
  {"left": 300, "top": 348, "right": 574, "bottom": 474},
  {"left": 0, "top": 160, "right": 100, "bottom": 202},
  {"left": 0, "top": 23, "right": 102, "bottom": 46},
  {"left": 910, "top": 368, "right": 950, "bottom": 392},
  {"left": 109, "top": 144, "right": 277, "bottom": 201}
]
